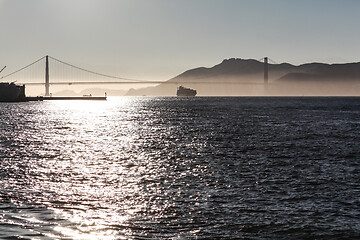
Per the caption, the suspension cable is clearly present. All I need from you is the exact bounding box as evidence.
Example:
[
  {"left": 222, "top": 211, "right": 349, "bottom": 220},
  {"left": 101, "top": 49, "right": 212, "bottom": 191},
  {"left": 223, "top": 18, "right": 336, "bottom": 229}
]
[
  {"left": 268, "top": 58, "right": 278, "bottom": 64},
  {"left": 48, "top": 56, "right": 154, "bottom": 83},
  {"left": 1, "top": 56, "right": 46, "bottom": 79}
]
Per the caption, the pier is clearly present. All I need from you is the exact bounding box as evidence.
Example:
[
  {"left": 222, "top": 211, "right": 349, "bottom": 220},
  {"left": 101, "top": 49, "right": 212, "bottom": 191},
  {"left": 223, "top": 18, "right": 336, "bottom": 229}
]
[{"left": 24, "top": 96, "right": 107, "bottom": 102}]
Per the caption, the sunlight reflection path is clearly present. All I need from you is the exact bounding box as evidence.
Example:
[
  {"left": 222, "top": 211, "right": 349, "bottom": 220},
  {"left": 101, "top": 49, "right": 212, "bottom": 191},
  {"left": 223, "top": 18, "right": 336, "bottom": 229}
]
[{"left": 35, "top": 97, "right": 145, "bottom": 239}]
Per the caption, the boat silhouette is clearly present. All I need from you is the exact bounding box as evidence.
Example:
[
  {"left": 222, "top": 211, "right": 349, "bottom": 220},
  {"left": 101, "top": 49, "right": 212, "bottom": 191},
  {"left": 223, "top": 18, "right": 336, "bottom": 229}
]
[{"left": 176, "top": 86, "right": 197, "bottom": 96}]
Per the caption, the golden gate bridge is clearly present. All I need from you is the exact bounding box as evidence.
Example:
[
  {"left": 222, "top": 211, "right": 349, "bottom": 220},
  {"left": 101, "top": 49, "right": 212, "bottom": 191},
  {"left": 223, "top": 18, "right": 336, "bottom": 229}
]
[{"left": 1, "top": 55, "right": 272, "bottom": 96}]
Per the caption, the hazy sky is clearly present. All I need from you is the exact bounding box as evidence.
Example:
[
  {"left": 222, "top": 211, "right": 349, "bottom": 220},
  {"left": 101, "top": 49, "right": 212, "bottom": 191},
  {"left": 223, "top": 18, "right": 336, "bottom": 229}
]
[{"left": 1, "top": 0, "right": 360, "bottom": 81}]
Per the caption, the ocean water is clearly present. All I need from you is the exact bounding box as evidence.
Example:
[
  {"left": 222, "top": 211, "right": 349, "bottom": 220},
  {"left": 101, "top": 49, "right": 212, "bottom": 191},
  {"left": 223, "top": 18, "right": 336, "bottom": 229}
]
[{"left": 0, "top": 97, "right": 359, "bottom": 240}]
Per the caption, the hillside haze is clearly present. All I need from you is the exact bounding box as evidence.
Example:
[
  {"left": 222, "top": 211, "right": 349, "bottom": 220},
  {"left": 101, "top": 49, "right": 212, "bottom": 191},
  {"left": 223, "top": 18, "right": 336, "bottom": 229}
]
[{"left": 126, "top": 59, "right": 360, "bottom": 96}]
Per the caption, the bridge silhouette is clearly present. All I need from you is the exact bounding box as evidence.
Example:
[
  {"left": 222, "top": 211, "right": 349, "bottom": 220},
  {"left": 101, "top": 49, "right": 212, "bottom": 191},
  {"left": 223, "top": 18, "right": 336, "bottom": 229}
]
[{"left": 1, "top": 55, "right": 271, "bottom": 96}]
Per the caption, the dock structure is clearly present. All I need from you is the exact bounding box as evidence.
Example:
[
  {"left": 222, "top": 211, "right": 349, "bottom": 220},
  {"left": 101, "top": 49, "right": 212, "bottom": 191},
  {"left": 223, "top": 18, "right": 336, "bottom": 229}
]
[
  {"left": 24, "top": 96, "right": 107, "bottom": 101},
  {"left": 42, "top": 96, "right": 106, "bottom": 101}
]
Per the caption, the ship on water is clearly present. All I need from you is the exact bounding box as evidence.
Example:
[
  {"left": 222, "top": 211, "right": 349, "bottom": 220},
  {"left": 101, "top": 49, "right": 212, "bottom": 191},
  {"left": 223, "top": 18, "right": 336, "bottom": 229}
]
[{"left": 176, "top": 86, "right": 197, "bottom": 97}]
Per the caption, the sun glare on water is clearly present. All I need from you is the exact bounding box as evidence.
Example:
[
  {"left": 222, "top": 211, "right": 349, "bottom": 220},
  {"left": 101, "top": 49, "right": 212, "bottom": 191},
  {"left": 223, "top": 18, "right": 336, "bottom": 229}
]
[{"left": 38, "top": 97, "right": 142, "bottom": 239}]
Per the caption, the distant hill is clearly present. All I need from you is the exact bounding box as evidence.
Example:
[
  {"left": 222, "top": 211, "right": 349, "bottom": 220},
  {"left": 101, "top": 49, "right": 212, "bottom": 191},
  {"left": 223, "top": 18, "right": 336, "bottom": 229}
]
[
  {"left": 278, "top": 62, "right": 360, "bottom": 81},
  {"left": 126, "top": 58, "right": 360, "bottom": 96}
]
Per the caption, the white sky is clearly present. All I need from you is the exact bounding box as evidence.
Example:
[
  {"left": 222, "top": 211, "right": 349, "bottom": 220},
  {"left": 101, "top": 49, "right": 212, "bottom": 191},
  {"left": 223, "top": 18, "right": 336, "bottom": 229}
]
[{"left": 1, "top": 0, "right": 360, "bottom": 82}]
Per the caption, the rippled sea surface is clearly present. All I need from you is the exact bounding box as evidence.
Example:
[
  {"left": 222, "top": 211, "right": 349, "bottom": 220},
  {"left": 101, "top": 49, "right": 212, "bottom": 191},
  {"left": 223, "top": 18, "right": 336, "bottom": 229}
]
[{"left": 0, "top": 97, "right": 360, "bottom": 239}]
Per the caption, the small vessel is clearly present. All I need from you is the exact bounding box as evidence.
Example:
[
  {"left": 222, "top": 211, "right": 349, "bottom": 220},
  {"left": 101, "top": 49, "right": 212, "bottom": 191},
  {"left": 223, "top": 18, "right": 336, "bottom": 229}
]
[
  {"left": 176, "top": 86, "right": 197, "bottom": 96},
  {"left": 0, "top": 82, "right": 25, "bottom": 102}
]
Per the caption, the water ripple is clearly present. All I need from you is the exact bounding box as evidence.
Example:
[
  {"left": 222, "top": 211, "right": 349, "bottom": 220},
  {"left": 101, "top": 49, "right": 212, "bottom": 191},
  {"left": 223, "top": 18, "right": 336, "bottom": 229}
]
[{"left": 0, "top": 97, "right": 360, "bottom": 239}]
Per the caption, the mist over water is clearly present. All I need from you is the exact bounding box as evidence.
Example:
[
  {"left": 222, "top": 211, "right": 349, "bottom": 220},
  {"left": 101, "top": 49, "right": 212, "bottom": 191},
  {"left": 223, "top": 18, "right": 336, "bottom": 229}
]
[
  {"left": 1, "top": 97, "right": 360, "bottom": 239},
  {"left": 123, "top": 76, "right": 360, "bottom": 96}
]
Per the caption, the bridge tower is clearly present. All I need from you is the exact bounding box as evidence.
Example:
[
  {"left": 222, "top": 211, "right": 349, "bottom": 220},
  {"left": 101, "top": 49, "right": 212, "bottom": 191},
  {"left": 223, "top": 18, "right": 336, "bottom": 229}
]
[
  {"left": 45, "top": 55, "right": 50, "bottom": 96},
  {"left": 264, "top": 57, "right": 268, "bottom": 85}
]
